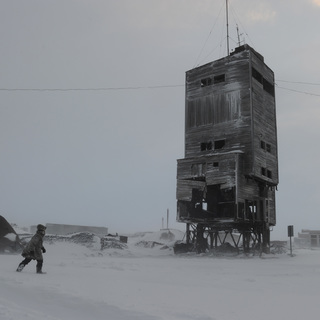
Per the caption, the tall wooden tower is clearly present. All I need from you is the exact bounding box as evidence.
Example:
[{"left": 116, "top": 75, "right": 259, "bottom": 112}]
[{"left": 176, "top": 44, "right": 278, "bottom": 252}]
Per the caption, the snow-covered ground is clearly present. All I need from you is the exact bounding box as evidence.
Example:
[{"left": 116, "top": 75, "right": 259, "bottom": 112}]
[{"left": 1, "top": 230, "right": 320, "bottom": 320}]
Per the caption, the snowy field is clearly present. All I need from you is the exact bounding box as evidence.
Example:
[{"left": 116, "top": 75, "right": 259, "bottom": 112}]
[{"left": 1, "top": 230, "right": 320, "bottom": 320}]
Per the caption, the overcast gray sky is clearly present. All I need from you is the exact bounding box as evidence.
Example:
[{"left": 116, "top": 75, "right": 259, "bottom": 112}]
[{"left": 1, "top": 0, "right": 319, "bottom": 239}]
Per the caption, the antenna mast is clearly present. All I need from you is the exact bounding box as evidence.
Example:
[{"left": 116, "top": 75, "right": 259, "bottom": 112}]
[
  {"left": 236, "top": 24, "right": 241, "bottom": 46},
  {"left": 226, "top": 0, "right": 230, "bottom": 55}
]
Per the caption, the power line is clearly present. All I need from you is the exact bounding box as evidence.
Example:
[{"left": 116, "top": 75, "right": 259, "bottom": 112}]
[
  {"left": 276, "top": 79, "right": 320, "bottom": 86},
  {"left": 0, "top": 81, "right": 319, "bottom": 97},
  {"left": 275, "top": 85, "right": 320, "bottom": 97},
  {"left": 0, "top": 84, "right": 184, "bottom": 92}
]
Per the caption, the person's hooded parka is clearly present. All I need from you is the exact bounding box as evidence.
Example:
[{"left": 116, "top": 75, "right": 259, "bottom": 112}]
[{"left": 22, "top": 224, "right": 46, "bottom": 260}]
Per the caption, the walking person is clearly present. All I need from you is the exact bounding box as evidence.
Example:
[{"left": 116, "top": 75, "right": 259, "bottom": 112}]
[{"left": 16, "top": 224, "right": 47, "bottom": 274}]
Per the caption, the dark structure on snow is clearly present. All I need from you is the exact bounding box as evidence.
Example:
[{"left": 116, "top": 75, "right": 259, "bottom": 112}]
[
  {"left": 0, "top": 215, "right": 22, "bottom": 252},
  {"left": 176, "top": 44, "right": 278, "bottom": 252}
]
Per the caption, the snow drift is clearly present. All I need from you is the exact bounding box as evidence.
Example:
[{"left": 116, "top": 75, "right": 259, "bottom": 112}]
[{"left": 1, "top": 228, "right": 320, "bottom": 320}]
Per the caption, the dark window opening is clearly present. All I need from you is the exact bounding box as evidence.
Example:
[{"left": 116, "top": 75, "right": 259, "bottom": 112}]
[
  {"left": 263, "top": 78, "right": 275, "bottom": 96},
  {"left": 214, "top": 139, "right": 225, "bottom": 149},
  {"left": 267, "top": 170, "right": 272, "bottom": 179},
  {"left": 261, "top": 167, "right": 272, "bottom": 179},
  {"left": 192, "top": 188, "right": 203, "bottom": 203},
  {"left": 213, "top": 162, "right": 219, "bottom": 167},
  {"left": 261, "top": 141, "right": 272, "bottom": 153},
  {"left": 252, "top": 67, "right": 275, "bottom": 97},
  {"left": 214, "top": 74, "right": 225, "bottom": 84},
  {"left": 252, "top": 67, "right": 263, "bottom": 84},
  {"left": 200, "top": 141, "right": 212, "bottom": 151},
  {"left": 245, "top": 200, "right": 257, "bottom": 220},
  {"left": 266, "top": 143, "right": 271, "bottom": 153},
  {"left": 201, "top": 77, "right": 212, "bottom": 87}
]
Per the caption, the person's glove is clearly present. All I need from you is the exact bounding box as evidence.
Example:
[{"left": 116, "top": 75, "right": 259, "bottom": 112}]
[{"left": 42, "top": 247, "right": 46, "bottom": 253}]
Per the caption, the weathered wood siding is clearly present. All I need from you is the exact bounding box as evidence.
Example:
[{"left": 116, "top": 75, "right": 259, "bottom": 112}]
[
  {"left": 185, "top": 51, "right": 252, "bottom": 172},
  {"left": 177, "top": 152, "right": 241, "bottom": 199},
  {"left": 177, "top": 44, "right": 278, "bottom": 227},
  {"left": 176, "top": 179, "right": 206, "bottom": 201},
  {"left": 236, "top": 156, "right": 276, "bottom": 225},
  {"left": 250, "top": 52, "right": 279, "bottom": 185}
]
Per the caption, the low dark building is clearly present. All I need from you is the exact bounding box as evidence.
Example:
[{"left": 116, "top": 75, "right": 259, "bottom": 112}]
[{"left": 32, "top": 223, "right": 108, "bottom": 237}]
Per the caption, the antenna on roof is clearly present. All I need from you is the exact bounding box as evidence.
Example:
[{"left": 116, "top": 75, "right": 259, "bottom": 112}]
[
  {"left": 236, "top": 24, "right": 241, "bottom": 46},
  {"left": 236, "top": 24, "right": 245, "bottom": 47},
  {"left": 226, "top": 0, "right": 230, "bottom": 55}
]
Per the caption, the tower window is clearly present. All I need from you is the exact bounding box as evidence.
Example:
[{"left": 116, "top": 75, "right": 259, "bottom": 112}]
[
  {"left": 267, "top": 170, "right": 272, "bottom": 179},
  {"left": 214, "top": 139, "right": 225, "bottom": 149},
  {"left": 261, "top": 167, "right": 272, "bottom": 179},
  {"left": 261, "top": 140, "right": 272, "bottom": 153},
  {"left": 252, "top": 67, "right": 263, "bottom": 84},
  {"left": 201, "top": 78, "right": 212, "bottom": 87},
  {"left": 263, "top": 79, "right": 275, "bottom": 97},
  {"left": 213, "top": 162, "right": 219, "bottom": 168},
  {"left": 214, "top": 74, "right": 225, "bottom": 83},
  {"left": 266, "top": 143, "right": 271, "bottom": 153},
  {"left": 252, "top": 67, "right": 275, "bottom": 97},
  {"left": 200, "top": 142, "right": 212, "bottom": 151}
]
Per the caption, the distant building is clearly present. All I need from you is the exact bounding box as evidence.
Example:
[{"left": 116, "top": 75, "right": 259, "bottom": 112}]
[
  {"left": 295, "top": 230, "right": 320, "bottom": 247},
  {"left": 30, "top": 223, "right": 108, "bottom": 237}
]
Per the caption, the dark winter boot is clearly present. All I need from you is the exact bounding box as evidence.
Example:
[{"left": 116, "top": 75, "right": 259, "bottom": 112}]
[
  {"left": 16, "top": 264, "right": 25, "bottom": 272},
  {"left": 36, "top": 266, "right": 46, "bottom": 274},
  {"left": 37, "top": 270, "right": 45, "bottom": 274},
  {"left": 36, "top": 260, "right": 46, "bottom": 274}
]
